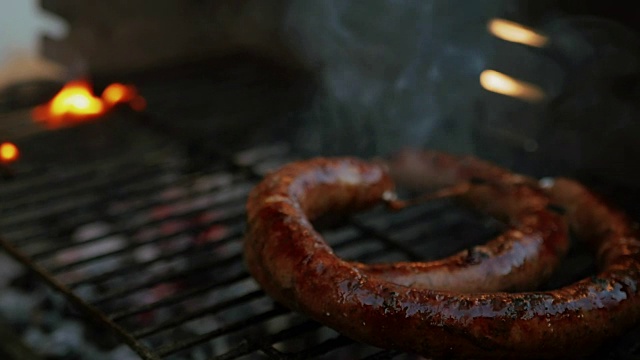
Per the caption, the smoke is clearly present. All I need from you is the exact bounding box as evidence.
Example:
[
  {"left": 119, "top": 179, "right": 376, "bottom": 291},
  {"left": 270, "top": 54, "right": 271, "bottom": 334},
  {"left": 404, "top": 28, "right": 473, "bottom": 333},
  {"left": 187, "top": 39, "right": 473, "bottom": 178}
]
[
  {"left": 282, "top": 1, "right": 640, "bottom": 189},
  {"left": 284, "top": 0, "right": 505, "bottom": 157}
]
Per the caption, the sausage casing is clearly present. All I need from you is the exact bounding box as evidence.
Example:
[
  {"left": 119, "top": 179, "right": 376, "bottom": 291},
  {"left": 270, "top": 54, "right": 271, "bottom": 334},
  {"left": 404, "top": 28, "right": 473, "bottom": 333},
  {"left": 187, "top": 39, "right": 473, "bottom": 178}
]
[{"left": 243, "top": 156, "right": 636, "bottom": 359}]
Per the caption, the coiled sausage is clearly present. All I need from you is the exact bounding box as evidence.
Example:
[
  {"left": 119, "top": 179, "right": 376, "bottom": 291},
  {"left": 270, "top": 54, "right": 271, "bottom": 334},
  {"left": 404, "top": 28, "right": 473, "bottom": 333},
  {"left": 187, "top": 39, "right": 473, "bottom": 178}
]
[{"left": 244, "top": 155, "right": 628, "bottom": 358}]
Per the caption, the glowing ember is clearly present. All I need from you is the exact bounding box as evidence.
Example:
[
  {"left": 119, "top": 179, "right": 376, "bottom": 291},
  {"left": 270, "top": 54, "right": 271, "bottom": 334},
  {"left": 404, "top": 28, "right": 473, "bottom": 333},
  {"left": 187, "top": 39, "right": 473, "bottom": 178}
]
[
  {"left": 103, "top": 83, "right": 133, "bottom": 105},
  {"left": 0, "top": 142, "right": 19, "bottom": 163},
  {"left": 103, "top": 83, "right": 147, "bottom": 111},
  {"left": 32, "top": 80, "right": 104, "bottom": 125},
  {"left": 488, "top": 18, "right": 548, "bottom": 48},
  {"left": 32, "top": 80, "right": 145, "bottom": 127},
  {"left": 103, "top": 83, "right": 130, "bottom": 104},
  {"left": 480, "top": 70, "right": 546, "bottom": 102}
]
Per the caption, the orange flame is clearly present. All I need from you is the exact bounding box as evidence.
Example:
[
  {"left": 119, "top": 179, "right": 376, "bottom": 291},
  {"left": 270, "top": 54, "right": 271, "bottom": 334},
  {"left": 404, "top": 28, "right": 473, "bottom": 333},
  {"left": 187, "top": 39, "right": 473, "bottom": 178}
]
[
  {"left": 0, "top": 142, "right": 19, "bottom": 163},
  {"left": 32, "top": 80, "right": 145, "bottom": 127},
  {"left": 32, "top": 80, "right": 104, "bottom": 125}
]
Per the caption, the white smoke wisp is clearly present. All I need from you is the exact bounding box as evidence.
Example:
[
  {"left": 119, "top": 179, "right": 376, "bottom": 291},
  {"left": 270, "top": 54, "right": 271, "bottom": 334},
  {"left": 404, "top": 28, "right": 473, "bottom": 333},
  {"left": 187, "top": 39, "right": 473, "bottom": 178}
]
[{"left": 284, "top": 0, "right": 504, "bottom": 157}]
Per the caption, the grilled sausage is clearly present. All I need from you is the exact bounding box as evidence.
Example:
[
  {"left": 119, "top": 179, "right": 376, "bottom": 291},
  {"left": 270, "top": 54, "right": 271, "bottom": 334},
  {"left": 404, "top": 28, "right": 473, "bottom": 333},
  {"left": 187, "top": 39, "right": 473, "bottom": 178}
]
[
  {"left": 378, "top": 150, "right": 640, "bottom": 358},
  {"left": 244, "top": 156, "right": 614, "bottom": 358}
]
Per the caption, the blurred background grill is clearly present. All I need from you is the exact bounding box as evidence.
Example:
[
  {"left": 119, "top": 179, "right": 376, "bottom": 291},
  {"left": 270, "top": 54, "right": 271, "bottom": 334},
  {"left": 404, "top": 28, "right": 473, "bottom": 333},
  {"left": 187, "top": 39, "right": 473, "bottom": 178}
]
[{"left": 1, "top": 0, "right": 640, "bottom": 359}]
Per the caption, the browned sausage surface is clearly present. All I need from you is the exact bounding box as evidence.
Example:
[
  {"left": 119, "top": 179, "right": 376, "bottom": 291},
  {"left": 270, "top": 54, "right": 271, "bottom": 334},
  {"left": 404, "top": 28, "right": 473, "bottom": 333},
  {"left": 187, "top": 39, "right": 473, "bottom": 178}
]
[
  {"left": 360, "top": 182, "right": 568, "bottom": 293},
  {"left": 243, "top": 155, "right": 634, "bottom": 358}
]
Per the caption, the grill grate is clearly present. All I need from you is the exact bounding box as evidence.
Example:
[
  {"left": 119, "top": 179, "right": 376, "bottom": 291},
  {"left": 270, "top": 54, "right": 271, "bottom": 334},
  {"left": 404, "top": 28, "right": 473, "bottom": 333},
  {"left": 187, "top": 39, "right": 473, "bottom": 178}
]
[{"left": 2, "top": 139, "right": 640, "bottom": 359}]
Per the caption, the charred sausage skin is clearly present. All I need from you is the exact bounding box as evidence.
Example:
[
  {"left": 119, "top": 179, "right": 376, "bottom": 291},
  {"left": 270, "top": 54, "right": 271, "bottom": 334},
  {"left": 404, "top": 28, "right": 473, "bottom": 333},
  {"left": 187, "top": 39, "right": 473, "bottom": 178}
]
[{"left": 242, "top": 156, "right": 637, "bottom": 359}]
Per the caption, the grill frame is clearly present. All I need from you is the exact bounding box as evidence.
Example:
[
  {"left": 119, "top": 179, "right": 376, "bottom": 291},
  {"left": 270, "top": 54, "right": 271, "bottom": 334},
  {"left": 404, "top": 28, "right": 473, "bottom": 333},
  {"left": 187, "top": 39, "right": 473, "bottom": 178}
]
[
  {"left": 2, "top": 136, "right": 640, "bottom": 360},
  {"left": 0, "top": 138, "right": 422, "bottom": 359}
]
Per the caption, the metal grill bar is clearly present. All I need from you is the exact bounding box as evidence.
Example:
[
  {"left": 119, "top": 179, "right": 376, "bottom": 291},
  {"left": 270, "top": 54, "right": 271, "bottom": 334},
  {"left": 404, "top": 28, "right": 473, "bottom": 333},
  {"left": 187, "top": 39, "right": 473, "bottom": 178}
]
[
  {"left": 1, "top": 227, "right": 49, "bottom": 244},
  {"left": 287, "top": 335, "right": 354, "bottom": 359},
  {"left": 0, "top": 162, "right": 178, "bottom": 218},
  {"left": 91, "top": 253, "right": 247, "bottom": 306},
  {"left": 214, "top": 320, "right": 324, "bottom": 360},
  {"left": 350, "top": 218, "right": 423, "bottom": 261},
  {"left": 0, "top": 156, "right": 159, "bottom": 200},
  {"left": 7, "top": 170, "right": 238, "bottom": 248},
  {"left": 44, "top": 206, "right": 245, "bottom": 274},
  {"left": 154, "top": 307, "right": 289, "bottom": 358},
  {"left": 108, "top": 272, "right": 253, "bottom": 321},
  {"left": 0, "top": 162, "right": 171, "bottom": 213},
  {"left": 27, "top": 185, "right": 248, "bottom": 260},
  {"left": 131, "top": 290, "right": 265, "bottom": 339},
  {"left": 0, "top": 195, "right": 100, "bottom": 230},
  {"left": 16, "top": 173, "right": 190, "bottom": 248},
  {"left": 65, "top": 224, "right": 245, "bottom": 288}
]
